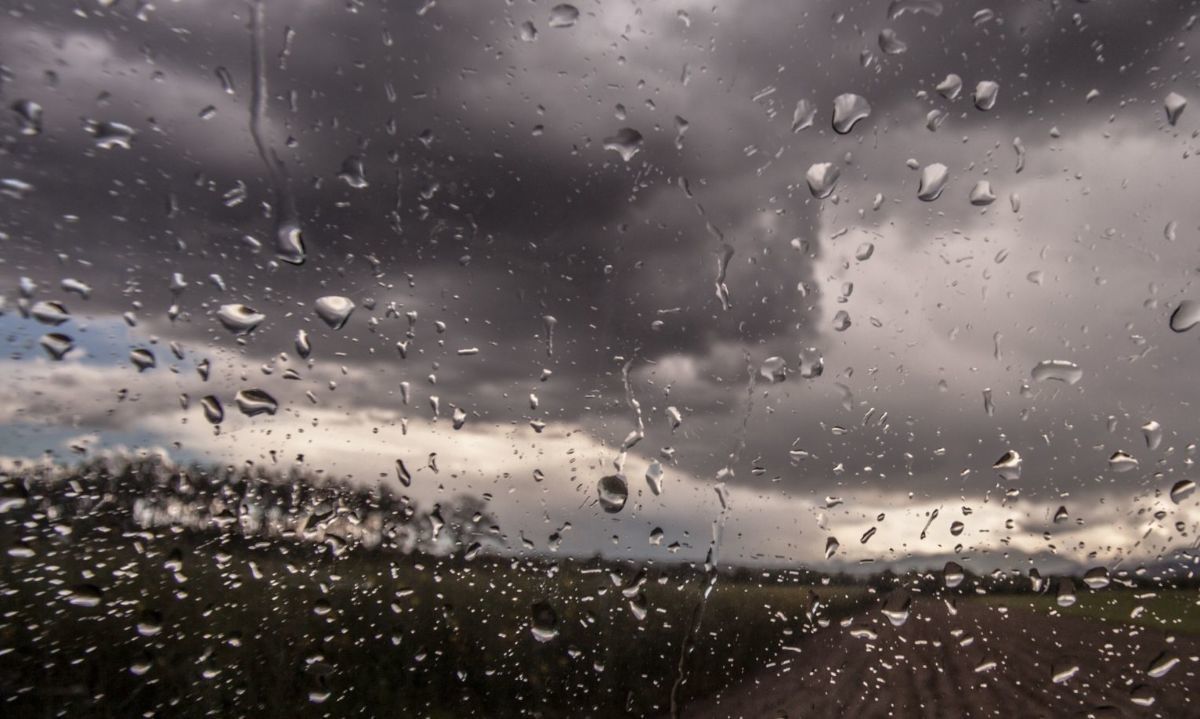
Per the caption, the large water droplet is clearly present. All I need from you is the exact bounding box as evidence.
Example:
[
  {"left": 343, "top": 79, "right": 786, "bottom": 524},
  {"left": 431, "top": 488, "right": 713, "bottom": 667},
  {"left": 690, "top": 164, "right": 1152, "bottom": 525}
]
[
  {"left": 217, "top": 304, "right": 265, "bottom": 334},
  {"left": 881, "top": 590, "right": 911, "bottom": 626},
  {"left": 993, "top": 450, "right": 1022, "bottom": 480},
  {"left": 968, "top": 180, "right": 996, "bottom": 206},
  {"left": 1169, "top": 479, "right": 1195, "bottom": 504},
  {"left": 791, "top": 99, "right": 816, "bottom": 132},
  {"left": 530, "top": 601, "right": 559, "bottom": 642},
  {"left": 877, "top": 28, "right": 907, "bottom": 54},
  {"left": 337, "top": 154, "right": 368, "bottom": 189},
  {"left": 130, "top": 348, "right": 156, "bottom": 372},
  {"left": 943, "top": 561, "right": 964, "bottom": 588},
  {"left": 832, "top": 94, "right": 871, "bottom": 134},
  {"left": 314, "top": 296, "right": 355, "bottom": 330},
  {"left": 1146, "top": 651, "right": 1179, "bottom": 679},
  {"left": 824, "top": 536, "right": 839, "bottom": 559},
  {"left": 1165, "top": 92, "right": 1187, "bottom": 126},
  {"left": 39, "top": 333, "right": 73, "bottom": 360},
  {"left": 598, "top": 474, "right": 628, "bottom": 513},
  {"left": 1142, "top": 420, "right": 1162, "bottom": 450},
  {"left": 30, "top": 301, "right": 69, "bottom": 325},
  {"left": 1082, "top": 566, "right": 1110, "bottom": 590},
  {"left": 973, "top": 81, "right": 999, "bottom": 111},
  {"left": 1169, "top": 300, "right": 1200, "bottom": 332},
  {"left": 603, "top": 128, "right": 643, "bottom": 162},
  {"left": 645, "top": 461, "right": 664, "bottom": 496},
  {"left": 759, "top": 356, "right": 787, "bottom": 383},
  {"left": 917, "top": 163, "right": 949, "bottom": 201},
  {"left": 1107, "top": 451, "right": 1138, "bottom": 473},
  {"left": 548, "top": 4, "right": 579, "bottom": 28},
  {"left": 201, "top": 395, "right": 224, "bottom": 424},
  {"left": 1031, "top": 360, "right": 1082, "bottom": 385},
  {"left": 935, "top": 73, "right": 962, "bottom": 99},
  {"left": 275, "top": 221, "right": 306, "bottom": 265},
  {"left": 798, "top": 346, "right": 824, "bottom": 378},
  {"left": 235, "top": 389, "right": 278, "bottom": 416},
  {"left": 805, "top": 162, "right": 840, "bottom": 199},
  {"left": 12, "top": 99, "right": 42, "bottom": 135},
  {"left": 91, "top": 121, "right": 135, "bottom": 149}
]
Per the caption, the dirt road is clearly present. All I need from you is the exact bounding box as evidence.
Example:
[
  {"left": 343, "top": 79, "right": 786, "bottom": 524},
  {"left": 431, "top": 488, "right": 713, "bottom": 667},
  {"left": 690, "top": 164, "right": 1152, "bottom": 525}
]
[{"left": 684, "top": 597, "right": 1199, "bottom": 718}]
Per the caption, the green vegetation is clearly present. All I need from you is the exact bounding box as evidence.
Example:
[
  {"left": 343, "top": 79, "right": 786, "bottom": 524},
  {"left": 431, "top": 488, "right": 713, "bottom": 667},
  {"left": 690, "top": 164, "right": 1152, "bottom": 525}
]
[{"left": 973, "top": 589, "right": 1200, "bottom": 635}]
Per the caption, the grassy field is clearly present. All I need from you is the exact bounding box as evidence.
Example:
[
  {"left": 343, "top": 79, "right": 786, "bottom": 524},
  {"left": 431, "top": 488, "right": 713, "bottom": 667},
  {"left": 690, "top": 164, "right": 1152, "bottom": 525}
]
[
  {"left": 0, "top": 516, "right": 872, "bottom": 718},
  {"left": 973, "top": 588, "right": 1200, "bottom": 634}
]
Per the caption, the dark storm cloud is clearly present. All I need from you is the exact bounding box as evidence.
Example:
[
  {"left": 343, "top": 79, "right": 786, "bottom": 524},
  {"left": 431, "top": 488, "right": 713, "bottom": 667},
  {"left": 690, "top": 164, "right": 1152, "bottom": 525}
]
[{"left": 1, "top": 0, "right": 1199, "bottom": 527}]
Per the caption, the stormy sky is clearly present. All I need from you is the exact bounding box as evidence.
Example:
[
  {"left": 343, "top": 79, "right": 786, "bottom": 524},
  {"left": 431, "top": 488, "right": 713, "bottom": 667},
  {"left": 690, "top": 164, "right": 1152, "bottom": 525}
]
[{"left": 2, "top": 0, "right": 1200, "bottom": 571}]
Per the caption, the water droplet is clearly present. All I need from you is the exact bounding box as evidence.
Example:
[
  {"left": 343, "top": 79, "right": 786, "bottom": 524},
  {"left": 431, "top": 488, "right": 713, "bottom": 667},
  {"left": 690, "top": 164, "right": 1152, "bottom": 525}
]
[
  {"left": 993, "top": 450, "right": 1022, "bottom": 480},
  {"left": 855, "top": 243, "right": 875, "bottom": 261},
  {"left": 881, "top": 590, "right": 911, "bottom": 626},
  {"left": 1142, "top": 420, "right": 1162, "bottom": 450},
  {"left": 973, "top": 81, "right": 999, "bottom": 110},
  {"left": 67, "top": 584, "right": 104, "bottom": 607},
  {"left": 1031, "top": 360, "right": 1082, "bottom": 385},
  {"left": 666, "top": 406, "right": 682, "bottom": 431},
  {"left": 943, "top": 561, "right": 964, "bottom": 588},
  {"left": 12, "top": 99, "right": 43, "bottom": 135},
  {"left": 1146, "top": 651, "right": 1179, "bottom": 679},
  {"left": 314, "top": 296, "right": 355, "bottom": 330},
  {"left": 201, "top": 395, "right": 224, "bottom": 424},
  {"left": 824, "top": 536, "right": 839, "bottom": 559},
  {"left": 798, "top": 347, "right": 824, "bottom": 378},
  {"left": 1169, "top": 479, "right": 1195, "bottom": 504},
  {"left": 1056, "top": 578, "right": 1077, "bottom": 607},
  {"left": 91, "top": 121, "right": 135, "bottom": 149},
  {"left": 1169, "top": 300, "right": 1200, "bottom": 332},
  {"left": 235, "top": 389, "right": 278, "bottom": 416},
  {"left": 1130, "top": 684, "right": 1156, "bottom": 707},
  {"left": 791, "top": 99, "right": 816, "bottom": 132},
  {"left": 805, "top": 162, "right": 840, "bottom": 199},
  {"left": 452, "top": 406, "right": 468, "bottom": 430},
  {"left": 603, "top": 127, "right": 643, "bottom": 162},
  {"left": 337, "top": 154, "right": 368, "bottom": 189},
  {"left": 645, "top": 461, "right": 664, "bottom": 496},
  {"left": 1051, "top": 663, "right": 1080, "bottom": 684},
  {"left": 1082, "top": 566, "right": 1110, "bottom": 590},
  {"left": 598, "top": 474, "right": 628, "bottom": 513},
  {"left": 878, "top": 28, "right": 907, "bottom": 54},
  {"left": 548, "top": 4, "right": 579, "bottom": 28},
  {"left": 832, "top": 310, "right": 851, "bottom": 332},
  {"left": 37, "top": 331, "right": 73, "bottom": 360},
  {"left": 395, "top": 459, "right": 413, "bottom": 487},
  {"left": 1053, "top": 506, "right": 1070, "bottom": 524},
  {"left": 215, "top": 66, "right": 236, "bottom": 95},
  {"left": 1107, "top": 451, "right": 1138, "bottom": 473},
  {"left": 130, "top": 348, "right": 156, "bottom": 372},
  {"left": 888, "top": 0, "right": 943, "bottom": 19},
  {"left": 530, "top": 601, "right": 559, "bottom": 642},
  {"left": 969, "top": 180, "right": 996, "bottom": 206},
  {"left": 1165, "top": 92, "right": 1187, "bottom": 126},
  {"left": 275, "top": 220, "right": 306, "bottom": 265},
  {"left": 519, "top": 21, "right": 538, "bottom": 42},
  {"left": 936, "top": 73, "right": 962, "bottom": 99},
  {"left": 917, "top": 163, "right": 949, "bottom": 201},
  {"left": 832, "top": 93, "right": 871, "bottom": 134},
  {"left": 30, "top": 301, "right": 69, "bottom": 325},
  {"left": 759, "top": 356, "right": 787, "bottom": 383},
  {"left": 217, "top": 304, "right": 265, "bottom": 333}
]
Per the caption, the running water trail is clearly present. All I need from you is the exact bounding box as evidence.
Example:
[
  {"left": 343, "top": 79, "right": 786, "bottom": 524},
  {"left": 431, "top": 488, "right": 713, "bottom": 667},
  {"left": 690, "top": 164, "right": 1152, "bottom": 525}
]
[
  {"left": 615, "top": 356, "right": 645, "bottom": 470},
  {"left": 668, "top": 351, "right": 755, "bottom": 718},
  {"left": 248, "top": 0, "right": 305, "bottom": 265}
]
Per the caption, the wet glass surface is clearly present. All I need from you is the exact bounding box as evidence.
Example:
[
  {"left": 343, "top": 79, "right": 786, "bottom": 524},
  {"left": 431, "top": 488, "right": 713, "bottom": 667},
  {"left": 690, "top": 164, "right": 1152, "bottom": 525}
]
[{"left": 0, "top": 1, "right": 1198, "bottom": 717}]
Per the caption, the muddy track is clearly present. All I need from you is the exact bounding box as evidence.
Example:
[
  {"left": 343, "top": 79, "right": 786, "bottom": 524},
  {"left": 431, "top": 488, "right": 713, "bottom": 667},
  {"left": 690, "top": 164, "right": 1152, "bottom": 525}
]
[{"left": 683, "top": 598, "right": 1199, "bottom": 718}]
